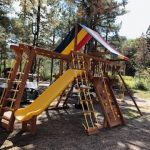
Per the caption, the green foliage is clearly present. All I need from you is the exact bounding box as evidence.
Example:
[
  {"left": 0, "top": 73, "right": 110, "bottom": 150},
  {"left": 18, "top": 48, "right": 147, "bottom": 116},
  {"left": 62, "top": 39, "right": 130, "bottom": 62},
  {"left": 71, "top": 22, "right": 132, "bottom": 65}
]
[
  {"left": 135, "top": 81, "right": 147, "bottom": 91},
  {"left": 37, "top": 58, "right": 60, "bottom": 81},
  {"left": 0, "top": 0, "right": 129, "bottom": 74},
  {"left": 123, "top": 76, "right": 135, "bottom": 89},
  {"left": 121, "top": 34, "right": 150, "bottom": 76},
  {"left": 75, "top": 0, "right": 128, "bottom": 50},
  {"left": 123, "top": 75, "right": 150, "bottom": 91},
  {"left": 40, "top": 71, "right": 51, "bottom": 81}
]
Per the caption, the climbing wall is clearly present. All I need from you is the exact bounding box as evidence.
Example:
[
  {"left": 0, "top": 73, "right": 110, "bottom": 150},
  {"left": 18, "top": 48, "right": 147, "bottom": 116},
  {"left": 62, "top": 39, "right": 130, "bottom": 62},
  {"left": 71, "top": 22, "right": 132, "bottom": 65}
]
[{"left": 93, "top": 77, "right": 125, "bottom": 127}]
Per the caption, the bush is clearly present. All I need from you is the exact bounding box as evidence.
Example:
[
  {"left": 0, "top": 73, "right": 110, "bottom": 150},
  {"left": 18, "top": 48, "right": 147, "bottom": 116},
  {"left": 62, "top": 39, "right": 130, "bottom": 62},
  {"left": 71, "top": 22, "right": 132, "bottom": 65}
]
[
  {"left": 123, "top": 75, "right": 150, "bottom": 91},
  {"left": 123, "top": 76, "right": 135, "bottom": 89},
  {"left": 40, "top": 71, "right": 51, "bottom": 81},
  {"left": 135, "top": 81, "right": 148, "bottom": 91}
]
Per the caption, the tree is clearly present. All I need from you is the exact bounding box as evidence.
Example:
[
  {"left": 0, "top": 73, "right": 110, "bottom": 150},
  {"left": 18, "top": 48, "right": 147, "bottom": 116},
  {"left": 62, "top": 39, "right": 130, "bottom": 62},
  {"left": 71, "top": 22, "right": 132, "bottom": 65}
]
[
  {"left": 0, "top": 0, "right": 13, "bottom": 76},
  {"left": 122, "top": 35, "right": 150, "bottom": 76},
  {"left": 0, "top": 0, "right": 129, "bottom": 75},
  {"left": 121, "top": 39, "right": 137, "bottom": 76},
  {"left": 71, "top": 0, "right": 128, "bottom": 51},
  {"left": 136, "top": 35, "right": 150, "bottom": 75},
  {"left": 146, "top": 25, "right": 150, "bottom": 52}
]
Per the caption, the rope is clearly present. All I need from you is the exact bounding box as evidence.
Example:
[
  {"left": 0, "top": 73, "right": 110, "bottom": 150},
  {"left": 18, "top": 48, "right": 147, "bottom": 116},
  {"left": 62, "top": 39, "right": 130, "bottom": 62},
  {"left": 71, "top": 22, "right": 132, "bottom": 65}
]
[{"left": 74, "top": 53, "right": 99, "bottom": 129}]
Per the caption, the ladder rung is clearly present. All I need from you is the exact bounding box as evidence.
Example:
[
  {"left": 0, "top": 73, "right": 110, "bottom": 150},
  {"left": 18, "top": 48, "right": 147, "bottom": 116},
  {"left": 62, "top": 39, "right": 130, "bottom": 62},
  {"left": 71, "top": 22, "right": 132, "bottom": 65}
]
[
  {"left": 61, "top": 97, "right": 67, "bottom": 100},
  {"left": 80, "top": 99, "right": 92, "bottom": 103},
  {"left": 84, "top": 111, "right": 94, "bottom": 115},
  {"left": 12, "top": 80, "right": 22, "bottom": 83},
  {"left": 80, "top": 85, "right": 91, "bottom": 89},
  {"left": 78, "top": 87, "right": 90, "bottom": 92},
  {"left": 77, "top": 78, "right": 88, "bottom": 82},
  {"left": 6, "top": 71, "right": 12, "bottom": 74},
  {"left": 9, "top": 89, "right": 19, "bottom": 92},
  {"left": 8, "top": 71, "right": 24, "bottom": 75},
  {"left": 5, "top": 98, "right": 16, "bottom": 102},
  {"left": 7, "top": 79, "right": 22, "bottom": 84},
  {"left": 17, "top": 72, "right": 24, "bottom": 75}
]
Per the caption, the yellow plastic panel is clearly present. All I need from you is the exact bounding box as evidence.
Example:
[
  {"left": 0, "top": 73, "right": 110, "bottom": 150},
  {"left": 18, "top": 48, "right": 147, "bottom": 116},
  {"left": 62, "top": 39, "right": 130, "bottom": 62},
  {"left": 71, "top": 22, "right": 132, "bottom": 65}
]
[
  {"left": 15, "top": 69, "right": 83, "bottom": 122},
  {"left": 61, "top": 29, "right": 88, "bottom": 55}
]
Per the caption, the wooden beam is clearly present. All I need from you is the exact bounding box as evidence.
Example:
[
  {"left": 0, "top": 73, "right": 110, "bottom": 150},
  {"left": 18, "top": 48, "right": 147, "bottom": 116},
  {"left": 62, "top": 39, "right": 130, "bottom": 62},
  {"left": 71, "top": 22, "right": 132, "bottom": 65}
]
[
  {"left": 108, "top": 59, "right": 126, "bottom": 62},
  {"left": 35, "top": 47, "right": 70, "bottom": 61},
  {"left": 18, "top": 43, "right": 70, "bottom": 61},
  {"left": 88, "top": 51, "right": 111, "bottom": 56}
]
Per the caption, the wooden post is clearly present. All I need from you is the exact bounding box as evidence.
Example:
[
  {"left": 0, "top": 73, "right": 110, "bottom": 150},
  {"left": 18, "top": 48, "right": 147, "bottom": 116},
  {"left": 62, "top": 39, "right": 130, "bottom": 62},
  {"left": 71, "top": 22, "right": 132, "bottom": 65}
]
[
  {"left": 14, "top": 45, "right": 36, "bottom": 109},
  {"left": 59, "top": 59, "right": 64, "bottom": 75},
  {"left": 22, "top": 116, "right": 37, "bottom": 135},
  {"left": 0, "top": 47, "right": 23, "bottom": 122},
  {"left": 50, "top": 58, "right": 54, "bottom": 84},
  {"left": 74, "top": 24, "right": 78, "bottom": 51}
]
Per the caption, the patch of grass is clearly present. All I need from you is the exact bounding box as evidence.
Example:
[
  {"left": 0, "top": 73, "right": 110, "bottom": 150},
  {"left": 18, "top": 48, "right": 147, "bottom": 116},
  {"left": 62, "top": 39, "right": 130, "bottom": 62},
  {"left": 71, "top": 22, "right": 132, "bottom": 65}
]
[
  {"left": 133, "top": 90, "right": 150, "bottom": 100},
  {"left": 123, "top": 76, "right": 150, "bottom": 91},
  {"left": 122, "top": 76, "right": 135, "bottom": 89},
  {"left": 122, "top": 75, "right": 150, "bottom": 100}
]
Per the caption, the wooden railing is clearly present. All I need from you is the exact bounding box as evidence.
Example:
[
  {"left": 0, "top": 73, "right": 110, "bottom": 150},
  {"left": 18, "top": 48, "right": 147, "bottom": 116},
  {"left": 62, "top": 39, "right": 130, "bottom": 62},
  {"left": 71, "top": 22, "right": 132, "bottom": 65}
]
[{"left": 71, "top": 51, "right": 123, "bottom": 78}]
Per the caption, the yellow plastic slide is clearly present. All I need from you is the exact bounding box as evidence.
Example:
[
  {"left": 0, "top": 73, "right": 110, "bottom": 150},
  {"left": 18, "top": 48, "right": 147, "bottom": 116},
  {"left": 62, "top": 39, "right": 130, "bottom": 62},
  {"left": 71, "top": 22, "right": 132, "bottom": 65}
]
[{"left": 15, "top": 69, "right": 83, "bottom": 122}]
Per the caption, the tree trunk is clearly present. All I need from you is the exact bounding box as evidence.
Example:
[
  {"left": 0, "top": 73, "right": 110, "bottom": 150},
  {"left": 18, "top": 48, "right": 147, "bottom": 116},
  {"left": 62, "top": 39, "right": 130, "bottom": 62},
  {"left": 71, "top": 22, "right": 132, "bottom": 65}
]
[{"left": 31, "top": 0, "right": 41, "bottom": 75}]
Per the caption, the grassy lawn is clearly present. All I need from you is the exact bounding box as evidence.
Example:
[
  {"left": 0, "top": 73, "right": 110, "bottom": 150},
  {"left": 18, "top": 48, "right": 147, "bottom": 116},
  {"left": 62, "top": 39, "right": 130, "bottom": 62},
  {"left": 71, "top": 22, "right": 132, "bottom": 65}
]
[
  {"left": 122, "top": 75, "right": 150, "bottom": 100},
  {"left": 133, "top": 90, "right": 150, "bottom": 100}
]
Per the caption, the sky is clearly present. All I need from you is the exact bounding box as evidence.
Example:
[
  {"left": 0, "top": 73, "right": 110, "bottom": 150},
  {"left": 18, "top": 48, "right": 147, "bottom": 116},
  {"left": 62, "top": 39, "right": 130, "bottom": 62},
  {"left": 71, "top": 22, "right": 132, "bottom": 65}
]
[{"left": 117, "top": 0, "right": 150, "bottom": 39}]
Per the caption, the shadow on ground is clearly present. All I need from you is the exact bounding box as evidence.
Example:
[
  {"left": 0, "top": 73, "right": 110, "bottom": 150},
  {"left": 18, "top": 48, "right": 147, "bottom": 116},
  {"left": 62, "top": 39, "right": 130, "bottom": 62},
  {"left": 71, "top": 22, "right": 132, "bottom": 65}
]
[{"left": 0, "top": 96, "right": 150, "bottom": 150}]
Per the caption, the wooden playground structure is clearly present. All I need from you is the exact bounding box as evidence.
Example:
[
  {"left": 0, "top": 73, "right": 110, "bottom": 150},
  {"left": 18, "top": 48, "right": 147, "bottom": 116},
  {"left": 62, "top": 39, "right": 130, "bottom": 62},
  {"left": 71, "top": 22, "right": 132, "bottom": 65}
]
[{"left": 0, "top": 25, "right": 142, "bottom": 135}]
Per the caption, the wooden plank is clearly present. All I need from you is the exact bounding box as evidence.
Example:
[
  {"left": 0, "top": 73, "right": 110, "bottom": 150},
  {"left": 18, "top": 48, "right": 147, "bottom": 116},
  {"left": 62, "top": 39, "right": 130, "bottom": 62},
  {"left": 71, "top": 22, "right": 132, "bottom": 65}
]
[
  {"left": 18, "top": 43, "right": 70, "bottom": 60},
  {"left": 35, "top": 47, "right": 70, "bottom": 60}
]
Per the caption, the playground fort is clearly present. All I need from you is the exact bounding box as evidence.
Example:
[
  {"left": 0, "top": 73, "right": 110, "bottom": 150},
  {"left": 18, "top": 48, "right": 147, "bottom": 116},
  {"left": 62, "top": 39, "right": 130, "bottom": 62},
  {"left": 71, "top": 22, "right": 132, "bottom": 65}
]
[{"left": 0, "top": 24, "right": 142, "bottom": 135}]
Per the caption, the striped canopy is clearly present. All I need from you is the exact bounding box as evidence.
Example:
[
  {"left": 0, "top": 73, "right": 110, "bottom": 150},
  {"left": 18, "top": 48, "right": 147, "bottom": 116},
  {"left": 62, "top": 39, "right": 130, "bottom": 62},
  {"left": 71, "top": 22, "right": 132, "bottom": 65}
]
[
  {"left": 55, "top": 24, "right": 128, "bottom": 60},
  {"left": 55, "top": 25, "right": 92, "bottom": 55}
]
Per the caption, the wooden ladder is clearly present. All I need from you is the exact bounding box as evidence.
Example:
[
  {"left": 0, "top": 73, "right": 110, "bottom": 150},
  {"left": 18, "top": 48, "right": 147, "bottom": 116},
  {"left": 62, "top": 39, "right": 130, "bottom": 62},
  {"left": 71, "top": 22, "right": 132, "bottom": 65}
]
[
  {"left": 71, "top": 52, "right": 101, "bottom": 135},
  {"left": 0, "top": 44, "right": 35, "bottom": 132}
]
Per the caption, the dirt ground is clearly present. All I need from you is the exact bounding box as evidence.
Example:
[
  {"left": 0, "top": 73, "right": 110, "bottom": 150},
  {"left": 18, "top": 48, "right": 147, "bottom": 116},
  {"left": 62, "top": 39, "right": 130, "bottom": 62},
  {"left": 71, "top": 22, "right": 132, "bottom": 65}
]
[{"left": 0, "top": 95, "right": 150, "bottom": 150}]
